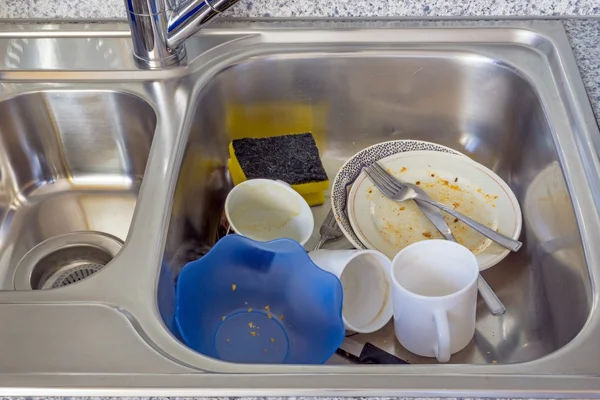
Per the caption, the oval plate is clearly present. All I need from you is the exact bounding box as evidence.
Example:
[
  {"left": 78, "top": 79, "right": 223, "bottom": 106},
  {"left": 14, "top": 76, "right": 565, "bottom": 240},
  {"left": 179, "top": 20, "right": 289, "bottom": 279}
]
[{"left": 348, "top": 151, "right": 522, "bottom": 271}]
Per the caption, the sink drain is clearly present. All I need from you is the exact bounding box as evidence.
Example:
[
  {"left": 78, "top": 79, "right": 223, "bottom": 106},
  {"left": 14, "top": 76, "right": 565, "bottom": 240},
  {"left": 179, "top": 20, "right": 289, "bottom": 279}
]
[
  {"left": 13, "top": 231, "right": 123, "bottom": 290},
  {"left": 44, "top": 262, "right": 105, "bottom": 289}
]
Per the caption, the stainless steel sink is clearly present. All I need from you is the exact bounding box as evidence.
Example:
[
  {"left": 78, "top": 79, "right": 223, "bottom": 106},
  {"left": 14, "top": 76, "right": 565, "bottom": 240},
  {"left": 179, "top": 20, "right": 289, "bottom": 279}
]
[
  {"left": 0, "top": 91, "right": 156, "bottom": 290},
  {"left": 1, "top": 19, "right": 600, "bottom": 396}
]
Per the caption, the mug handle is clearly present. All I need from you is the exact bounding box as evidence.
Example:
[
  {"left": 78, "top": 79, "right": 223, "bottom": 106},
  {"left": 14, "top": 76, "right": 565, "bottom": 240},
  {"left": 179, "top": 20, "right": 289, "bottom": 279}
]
[{"left": 434, "top": 309, "right": 451, "bottom": 363}]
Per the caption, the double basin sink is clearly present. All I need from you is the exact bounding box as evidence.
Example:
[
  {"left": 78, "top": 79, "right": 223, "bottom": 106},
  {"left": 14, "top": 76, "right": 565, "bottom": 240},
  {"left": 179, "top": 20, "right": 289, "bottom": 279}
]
[{"left": 0, "top": 19, "right": 599, "bottom": 396}]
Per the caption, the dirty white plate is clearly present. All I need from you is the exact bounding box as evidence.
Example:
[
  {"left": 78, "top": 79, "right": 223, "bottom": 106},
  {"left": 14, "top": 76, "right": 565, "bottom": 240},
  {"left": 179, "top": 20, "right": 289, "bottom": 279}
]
[
  {"left": 331, "top": 140, "right": 467, "bottom": 251},
  {"left": 348, "top": 150, "right": 522, "bottom": 271}
]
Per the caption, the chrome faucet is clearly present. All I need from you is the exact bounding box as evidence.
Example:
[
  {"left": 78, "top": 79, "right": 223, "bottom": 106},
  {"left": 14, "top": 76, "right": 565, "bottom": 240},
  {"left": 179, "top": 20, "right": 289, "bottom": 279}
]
[{"left": 126, "top": 0, "right": 241, "bottom": 68}]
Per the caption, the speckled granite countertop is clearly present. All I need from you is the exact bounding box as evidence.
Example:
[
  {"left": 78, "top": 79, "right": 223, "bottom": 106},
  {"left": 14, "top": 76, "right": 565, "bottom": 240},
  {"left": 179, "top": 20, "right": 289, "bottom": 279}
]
[
  {"left": 0, "top": 0, "right": 599, "bottom": 18},
  {"left": 564, "top": 18, "right": 600, "bottom": 126}
]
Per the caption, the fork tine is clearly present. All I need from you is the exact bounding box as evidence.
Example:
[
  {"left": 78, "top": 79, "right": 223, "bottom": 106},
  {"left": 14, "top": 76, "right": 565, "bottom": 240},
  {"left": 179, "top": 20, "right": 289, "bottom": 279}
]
[
  {"left": 371, "top": 162, "right": 403, "bottom": 191},
  {"left": 366, "top": 164, "right": 398, "bottom": 194},
  {"left": 365, "top": 167, "right": 397, "bottom": 198},
  {"left": 324, "top": 209, "right": 336, "bottom": 227}
]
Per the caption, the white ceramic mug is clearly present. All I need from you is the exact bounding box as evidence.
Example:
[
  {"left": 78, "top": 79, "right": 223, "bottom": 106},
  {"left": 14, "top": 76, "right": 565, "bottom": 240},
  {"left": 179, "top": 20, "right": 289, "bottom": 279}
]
[
  {"left": 309, "top": 249, "right": 393, "bottom": 333},
  {"left": 391, "top": 240, "right": 479, "bottom": 362},
  {"left": 225, "top": 179, "right": 314, "bottom": 245}
]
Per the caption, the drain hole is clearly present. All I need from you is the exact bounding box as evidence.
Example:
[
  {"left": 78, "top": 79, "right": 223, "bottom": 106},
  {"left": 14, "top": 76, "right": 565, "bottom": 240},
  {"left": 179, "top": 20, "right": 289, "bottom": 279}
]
[
  {"left": 49, "top": 263, "right": 105, "bottom": 288},
  {"left": 31, "top": 245, "right": 113, "bottom": 290},
  {"left": 14, "top": 231, "right": 124, "bottom": 290}
]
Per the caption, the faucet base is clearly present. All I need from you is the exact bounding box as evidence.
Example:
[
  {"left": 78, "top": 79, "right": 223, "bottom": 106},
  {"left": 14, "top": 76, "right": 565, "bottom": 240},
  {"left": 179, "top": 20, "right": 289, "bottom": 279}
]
[{"left": 133, "top": 46, "right": 187, "bottom": 69}]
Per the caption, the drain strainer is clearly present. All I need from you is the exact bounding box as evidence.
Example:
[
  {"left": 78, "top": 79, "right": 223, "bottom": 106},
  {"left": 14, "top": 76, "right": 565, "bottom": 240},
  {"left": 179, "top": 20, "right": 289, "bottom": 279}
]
[
  {"left": 44, "top": 263, "right": 105, "bottom": 289},
  {"left": 13, "top": 231, "right": 124, "bottom": 290}
]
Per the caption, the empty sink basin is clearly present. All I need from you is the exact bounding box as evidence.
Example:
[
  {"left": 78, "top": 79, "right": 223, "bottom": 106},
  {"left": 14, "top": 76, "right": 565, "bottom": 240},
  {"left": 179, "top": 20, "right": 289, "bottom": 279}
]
[{"left": 0, "top": 91, "right": 156, "bottom": 290}]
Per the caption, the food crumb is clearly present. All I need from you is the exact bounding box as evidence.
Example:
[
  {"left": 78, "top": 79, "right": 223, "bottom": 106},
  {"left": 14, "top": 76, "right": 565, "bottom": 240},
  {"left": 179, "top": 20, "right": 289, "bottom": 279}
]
[
  {"left": 267, "top": 313, "right": 272, "bottom": 319},
  {"left": 226, "top": 338, "right": 230, "bottom": 342},
  {"left": 250, "top": 331, "right": 257, "bottom": 336},
  {"left": 368, "top": 188, "right": 373, "bottom": 194},
  {"left": 401, "top": 167, "right": 407, "bottom": 172},
  {"left": 271, "top": 337, "right": 276, "bottom": 343},
  {"left": 416, "top": 181, "right": 421, "bottom": 185},
  {"left": 265, "top": 305, "right": 270, "bottom": 311},
  {"left": 454, "top": 177, "right": 458, "bottom": 183},
  {"left": 400, "top": 207, "right": 405, "bottom": 211},
  {"left": 431, "top": 173, "right": 435, "bottom": 177},
  {"left": 222, "top": 316, "right": 226, "bottom": 321},
  {"left": 248, "top": 322, "right": 254, "bottom": 328},
  {"left": 453, "top": 202, "right": 460, "bottom": 208},
  {"left": 231, "top": 284, "right": 236, "bottom": 291},
  {"left": 492, "top": 360, "right": 497, "bottom": 364},
  {"left": 279, "top": 314, "right": 284, "bottom": 320},
  {"left": 248, "top": 308, "right": 253, "bottom": 312},
  {"left": 422, "top": 232, "right": 432, "bottom": 238},
  {"left": 454, "top": 218, "right": 459, "bottom": 223}
]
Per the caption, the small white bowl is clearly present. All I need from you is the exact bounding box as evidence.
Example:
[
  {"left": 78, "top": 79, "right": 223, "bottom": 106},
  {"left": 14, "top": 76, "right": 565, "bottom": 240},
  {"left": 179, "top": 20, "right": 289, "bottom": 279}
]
[{"left": 225, "top": 179, "right": 314, "bottom": 245}]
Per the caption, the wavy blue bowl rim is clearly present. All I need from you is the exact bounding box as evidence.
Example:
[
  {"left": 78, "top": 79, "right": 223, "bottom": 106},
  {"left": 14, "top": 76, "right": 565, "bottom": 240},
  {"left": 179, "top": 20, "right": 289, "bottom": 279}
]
[{"left": 174, "top": 234, "right": 345, "bottom": 364}]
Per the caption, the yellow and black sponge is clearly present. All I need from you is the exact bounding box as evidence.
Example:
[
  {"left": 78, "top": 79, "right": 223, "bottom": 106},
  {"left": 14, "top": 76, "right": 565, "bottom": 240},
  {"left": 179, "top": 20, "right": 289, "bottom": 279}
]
[{"left": 228, "top": 132, "right": 329, "bottom": 206}]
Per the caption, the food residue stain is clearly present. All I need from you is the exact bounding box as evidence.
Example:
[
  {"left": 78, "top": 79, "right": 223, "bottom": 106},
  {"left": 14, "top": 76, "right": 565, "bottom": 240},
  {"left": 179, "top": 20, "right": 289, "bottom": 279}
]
[
  {"left": 248, "top": 308, "right": 253, "bottom": 312},
  {"left": 231, "top": 284, "right": 237, "bottom": 291},
  {"left": 250, "top": 331, "right": 257, "bottom": 336},
  {"left": 369, "top": 169, "right": 496, "bottom": 255}
]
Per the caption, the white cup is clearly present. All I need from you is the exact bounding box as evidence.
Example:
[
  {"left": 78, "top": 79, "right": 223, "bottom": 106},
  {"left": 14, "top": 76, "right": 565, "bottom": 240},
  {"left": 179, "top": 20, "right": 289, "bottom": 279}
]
[
  {"left": 391, "top": 240, "right": 478, "bottom": 363},
  {"left": 225, "top": 179, "right": 314, "bottom": 245},
  {"left": 309, "top": 249, "right": 393, "bottom": 333}
]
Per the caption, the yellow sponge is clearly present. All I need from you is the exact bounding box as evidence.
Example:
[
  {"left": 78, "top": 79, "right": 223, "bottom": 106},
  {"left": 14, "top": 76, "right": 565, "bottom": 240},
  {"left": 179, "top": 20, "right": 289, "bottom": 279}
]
[{"left": 227, "top": 133, "right": 329, "bottom": 206}]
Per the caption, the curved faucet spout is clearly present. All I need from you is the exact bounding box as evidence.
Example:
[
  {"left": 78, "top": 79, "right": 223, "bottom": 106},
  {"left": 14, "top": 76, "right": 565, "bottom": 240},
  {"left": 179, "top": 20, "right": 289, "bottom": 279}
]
[{"left": 125, "top": 0, "right": 242, "bottom": 68}]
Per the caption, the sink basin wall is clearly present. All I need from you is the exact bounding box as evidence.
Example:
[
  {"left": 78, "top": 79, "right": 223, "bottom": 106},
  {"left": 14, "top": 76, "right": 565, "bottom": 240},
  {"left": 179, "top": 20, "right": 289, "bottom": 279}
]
[
  {"left": 159, "top": 51, "right": 592, "bottom": 365},
  {"left": 0, "top": 91, "right": 157, "bottom": 289}
]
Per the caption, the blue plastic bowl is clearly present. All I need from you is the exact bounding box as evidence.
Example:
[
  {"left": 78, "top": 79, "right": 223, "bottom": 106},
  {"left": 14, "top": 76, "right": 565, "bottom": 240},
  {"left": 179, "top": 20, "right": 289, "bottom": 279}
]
[{"left": 175, "top": 234, "right": 345, "bottom": 364}]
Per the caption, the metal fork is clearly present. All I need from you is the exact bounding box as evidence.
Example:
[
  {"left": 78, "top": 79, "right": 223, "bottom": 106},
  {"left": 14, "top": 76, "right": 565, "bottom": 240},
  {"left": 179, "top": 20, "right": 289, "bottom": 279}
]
[
  {"left": 365, "top": 163, "right": 506, "bottom": 315},
  {"left": 368, "top": 162, "right": 522, "bottom": 252},
  {"left": 314, "top": 209, "right": 343, "bottom": 250}
]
